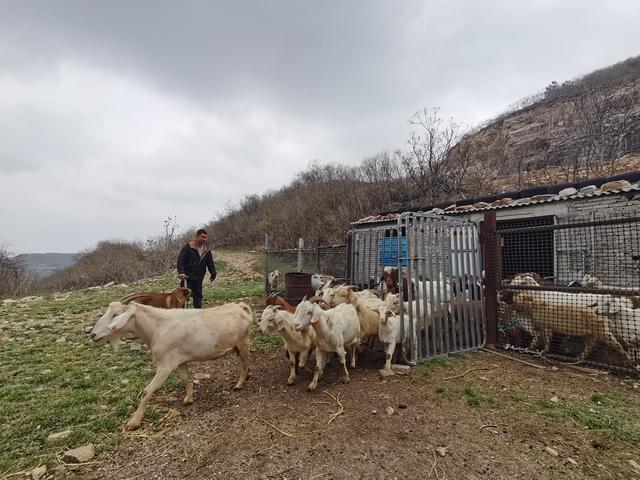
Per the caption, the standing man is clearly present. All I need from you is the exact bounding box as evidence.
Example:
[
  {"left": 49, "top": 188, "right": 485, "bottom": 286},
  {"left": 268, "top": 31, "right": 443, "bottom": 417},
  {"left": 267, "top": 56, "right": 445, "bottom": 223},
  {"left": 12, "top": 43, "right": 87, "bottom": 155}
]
[{"left": 177, "top": 229, "right": 216, "bottom": 308}]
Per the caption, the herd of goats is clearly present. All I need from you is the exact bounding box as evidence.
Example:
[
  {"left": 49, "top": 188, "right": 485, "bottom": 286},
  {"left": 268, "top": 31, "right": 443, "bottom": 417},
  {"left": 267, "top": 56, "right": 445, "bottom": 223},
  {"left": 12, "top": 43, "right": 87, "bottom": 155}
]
[{"left": 88, "top": 266, "right": 640, "bottom": 429}]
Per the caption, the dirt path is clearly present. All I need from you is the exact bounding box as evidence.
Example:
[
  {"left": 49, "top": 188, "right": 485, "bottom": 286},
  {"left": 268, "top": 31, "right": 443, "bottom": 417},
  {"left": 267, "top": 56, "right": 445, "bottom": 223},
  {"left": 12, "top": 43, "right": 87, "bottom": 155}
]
[{"left": 67, "top": 349, "right": 640, "bottom": 480}]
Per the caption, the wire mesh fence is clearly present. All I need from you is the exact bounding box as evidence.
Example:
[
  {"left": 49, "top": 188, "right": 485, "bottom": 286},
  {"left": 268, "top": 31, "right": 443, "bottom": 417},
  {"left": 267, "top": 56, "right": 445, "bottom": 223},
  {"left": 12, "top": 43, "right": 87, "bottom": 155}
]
[
  {"left": 264, "top": 239, "right": 348, "bottom": 294},
  {"left": 487, "top": 212, "right": 640, "bottom": 373}
]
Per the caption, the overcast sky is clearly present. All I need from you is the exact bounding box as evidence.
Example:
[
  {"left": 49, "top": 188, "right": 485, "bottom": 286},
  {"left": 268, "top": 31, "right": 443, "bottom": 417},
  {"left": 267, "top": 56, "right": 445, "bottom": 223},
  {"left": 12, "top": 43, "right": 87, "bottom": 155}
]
[{"left": 1, "top": 1, "right": 639, "bottom": 253}]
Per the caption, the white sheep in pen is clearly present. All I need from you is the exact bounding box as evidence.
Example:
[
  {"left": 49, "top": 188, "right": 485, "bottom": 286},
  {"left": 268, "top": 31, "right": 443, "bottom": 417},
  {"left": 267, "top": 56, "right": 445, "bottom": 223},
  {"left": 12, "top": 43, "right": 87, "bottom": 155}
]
[
  {"left": 90, "top": 301, "right": 252, "bottom": 429},
  {"left": 512, "top": 292, "right": 628, "bottom": 361},
  {"left": 508, "top": 273, "right": 637, "bottom": 350},
  {"left": 293, "top": 298, "right": 360, "bottom": 391},
  {"left": 595, "top": 296, "right": 640, "bottom": 366},
  {"left": 258, "top": 305, "right": 316, "bottom": 385}
]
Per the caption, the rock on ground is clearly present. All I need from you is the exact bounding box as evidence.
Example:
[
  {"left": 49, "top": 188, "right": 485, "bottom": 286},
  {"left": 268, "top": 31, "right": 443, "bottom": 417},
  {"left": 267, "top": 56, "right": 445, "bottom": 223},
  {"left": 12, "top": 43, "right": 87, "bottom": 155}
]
[
  {"left": 31, "top": 465, "right": 47, "bottom": 480},
  {"left": 62, "top": 444, "right": 95, "bottom": 463},
  {"left": 47, "top": 430, "right": 71, "bottom": 442}
]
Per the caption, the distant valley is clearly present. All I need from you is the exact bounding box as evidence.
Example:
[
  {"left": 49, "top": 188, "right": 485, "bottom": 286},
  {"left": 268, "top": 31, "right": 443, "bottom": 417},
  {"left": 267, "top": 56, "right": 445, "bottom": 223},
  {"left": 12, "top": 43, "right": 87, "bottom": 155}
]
[{"left": 15, "top": 253, "right": 78, "bottom": 278}]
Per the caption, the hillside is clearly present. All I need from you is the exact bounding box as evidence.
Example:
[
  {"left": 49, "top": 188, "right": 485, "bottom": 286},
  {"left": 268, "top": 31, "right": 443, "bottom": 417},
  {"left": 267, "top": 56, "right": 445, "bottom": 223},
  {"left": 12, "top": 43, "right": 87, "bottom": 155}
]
[
  {"left": 204, "top": 56, "right": 640, "bottom": 249},
  {"left": 456, "top": 55, "right": 640, "bottom": 187}
]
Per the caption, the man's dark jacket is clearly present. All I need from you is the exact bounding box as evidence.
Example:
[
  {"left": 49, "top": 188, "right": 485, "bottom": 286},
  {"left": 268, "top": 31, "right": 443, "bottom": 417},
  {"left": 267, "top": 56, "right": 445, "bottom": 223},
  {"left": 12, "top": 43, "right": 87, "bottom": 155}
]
[{"left": 177, "top": 242, "right": 216, "bottom": 282}]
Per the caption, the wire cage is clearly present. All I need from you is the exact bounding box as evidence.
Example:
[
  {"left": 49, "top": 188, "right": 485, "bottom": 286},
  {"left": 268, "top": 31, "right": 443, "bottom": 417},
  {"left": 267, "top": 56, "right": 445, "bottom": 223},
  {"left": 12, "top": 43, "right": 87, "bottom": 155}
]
[
  {"left": 491, "top": 212, "right": 640, "bottom": 372},
  {"left": 264, "top": 240, "right": 348, "bottom": 294}
]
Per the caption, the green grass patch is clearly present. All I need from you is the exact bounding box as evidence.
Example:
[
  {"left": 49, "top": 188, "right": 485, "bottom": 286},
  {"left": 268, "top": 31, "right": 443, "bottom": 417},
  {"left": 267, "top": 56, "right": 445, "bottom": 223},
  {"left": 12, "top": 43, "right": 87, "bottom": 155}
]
[
  {"left": 460, "top": 386, "right": 495, "bottom": 407},
  {"left": 534, "top": 394, "right": 640, "bottom": 445},
  {"left": 417, "top": 356, "right": 457, "bottom": 376}
]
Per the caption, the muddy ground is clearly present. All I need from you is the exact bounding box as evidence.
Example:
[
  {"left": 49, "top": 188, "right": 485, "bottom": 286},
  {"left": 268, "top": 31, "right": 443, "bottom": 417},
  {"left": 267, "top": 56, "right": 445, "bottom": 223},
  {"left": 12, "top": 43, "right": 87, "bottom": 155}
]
[{"left": 66, "top": 347, "right": 640, "bottom": 480}]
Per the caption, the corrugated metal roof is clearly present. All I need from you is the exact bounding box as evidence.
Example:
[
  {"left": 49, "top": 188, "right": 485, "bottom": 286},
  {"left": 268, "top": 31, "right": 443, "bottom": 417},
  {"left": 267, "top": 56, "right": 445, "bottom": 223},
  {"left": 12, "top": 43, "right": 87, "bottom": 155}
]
[{"left": 352, "top": 177, "right": 640, "bottom": 225}]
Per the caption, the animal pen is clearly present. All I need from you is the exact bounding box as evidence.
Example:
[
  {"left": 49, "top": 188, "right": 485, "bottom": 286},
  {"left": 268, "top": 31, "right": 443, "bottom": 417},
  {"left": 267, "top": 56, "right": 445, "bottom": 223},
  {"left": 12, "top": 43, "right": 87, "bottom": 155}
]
[
  {"left": 347, "top": 173, "right": 640, "bottom": 373},
  {"left": 263, "top": 235, "right": 348, "bottom": 292},
  {"left": 484, "top": 212, "right": 640, "bottom": 373}
]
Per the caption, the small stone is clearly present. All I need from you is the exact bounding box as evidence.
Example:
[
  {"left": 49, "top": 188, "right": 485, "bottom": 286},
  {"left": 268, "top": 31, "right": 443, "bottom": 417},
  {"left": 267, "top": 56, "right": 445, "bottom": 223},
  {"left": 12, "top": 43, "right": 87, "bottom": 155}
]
[
  {"left": 56, "top": 336, "right": 66, "bottom": 343},
  {"left": 47, "top": 429, "right": 72, "bottom": 441},
  {"left": 629, "top": 459, "right": 640, "bottom": 471},
  {"left": 436, "top": 447, "right": 447, "bottom": 457},
  {"left": 31, "top": 465, "right": 47, "bottom": 480},
  {"left": 589, "top": 408, "right": 597, "bottom": 413},
  {"left": 62, "top": 444, "right": 95, "bottom": 463},
  {"left": 129, "top": 342, "right": 143, "bottom": 352},
  {"left": 550, "top": 396, "right": 559, "bottom": 403},
  {"left": 545, "top": 446, "right": 559, "bottom": 457},
  {"left": 120, "top": 379, "right": 129, "bottom": 385},
  {"left": 379, "top": 368, "right": 395, "bottom": 377},
  {"left": 567, "top": 458, "right": 578, "bottom": 466},
  {"left": 385, "top": 406, "right": 394, "bottom": 416},
  {"left": 40, "top": 369, "right": 53, "bottom": 375},
  {"left": 370, "top": 409, "right": 377, "bottom": 415},
  {"left": 551, "top": 366, "right": 559, "bottom": 371},
  {"left": 391, "top": 364, "right": 410, "bottom": 375}
]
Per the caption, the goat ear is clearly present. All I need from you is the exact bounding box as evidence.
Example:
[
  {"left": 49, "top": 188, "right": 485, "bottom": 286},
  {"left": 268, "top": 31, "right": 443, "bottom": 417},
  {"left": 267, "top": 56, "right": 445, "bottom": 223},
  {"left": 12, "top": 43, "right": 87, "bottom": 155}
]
[
  {"left": 108, "top": 310, "right": 134, "bottom": 333},
  {"left": 310, "top": 315, "right": 319, "bottom": 324}
]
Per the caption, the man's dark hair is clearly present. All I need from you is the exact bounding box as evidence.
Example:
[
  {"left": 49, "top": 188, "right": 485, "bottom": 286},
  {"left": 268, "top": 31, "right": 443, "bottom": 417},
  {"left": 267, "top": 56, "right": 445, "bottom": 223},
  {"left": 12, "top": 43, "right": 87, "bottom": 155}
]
[{"left": 196, "top": 228, "right": 208, "bottom": 236}]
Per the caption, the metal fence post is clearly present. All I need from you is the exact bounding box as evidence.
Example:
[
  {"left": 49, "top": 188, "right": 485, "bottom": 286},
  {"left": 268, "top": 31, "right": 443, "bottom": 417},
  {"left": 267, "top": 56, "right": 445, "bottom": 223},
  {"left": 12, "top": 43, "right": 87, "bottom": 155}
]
[
  {"left": 264, "top": 233, "right": 270, "bottom": 294},
  {"left": 297, "top": 238, "right": 304, "bottom": 272},
  {"left": 481, "top": 212, "right": 498, "bottom": 346}
]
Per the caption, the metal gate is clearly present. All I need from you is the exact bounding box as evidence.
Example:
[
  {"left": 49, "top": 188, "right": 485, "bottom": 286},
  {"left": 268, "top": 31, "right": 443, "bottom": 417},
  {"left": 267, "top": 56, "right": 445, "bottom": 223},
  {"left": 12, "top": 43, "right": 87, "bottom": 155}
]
[{"left": 349, "top": 212, "right": 485, "bottom": 364}]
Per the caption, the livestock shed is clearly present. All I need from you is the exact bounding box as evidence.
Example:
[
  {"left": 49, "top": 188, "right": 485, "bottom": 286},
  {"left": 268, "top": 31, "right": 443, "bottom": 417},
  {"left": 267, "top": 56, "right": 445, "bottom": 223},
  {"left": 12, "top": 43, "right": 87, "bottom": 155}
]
[{"left": 350, "top": 171, "right": 640, "bottom": 372}]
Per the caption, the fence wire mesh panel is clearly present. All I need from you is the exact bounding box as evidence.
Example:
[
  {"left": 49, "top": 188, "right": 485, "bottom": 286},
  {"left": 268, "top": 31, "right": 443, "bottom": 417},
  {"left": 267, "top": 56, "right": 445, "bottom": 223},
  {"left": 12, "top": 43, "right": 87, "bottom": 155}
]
[
  {"left": 492, "top": 213, "right": 640, "bottom": 373},
  {"left": 264, "top": 241, "right": 347, "bottom": 293},
  {"left": 348, "top": 224, "right": 399, "bottom": 294},
  {"left": 349, "top": 214, "right": 486, "bottom": 364}
]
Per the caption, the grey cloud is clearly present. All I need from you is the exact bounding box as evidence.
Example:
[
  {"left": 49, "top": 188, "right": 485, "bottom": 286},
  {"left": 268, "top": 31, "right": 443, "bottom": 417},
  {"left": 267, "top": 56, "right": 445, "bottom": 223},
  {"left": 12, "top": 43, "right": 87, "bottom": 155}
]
[{"left": 0, "top": 0, "right": 638, "bottom": 252}]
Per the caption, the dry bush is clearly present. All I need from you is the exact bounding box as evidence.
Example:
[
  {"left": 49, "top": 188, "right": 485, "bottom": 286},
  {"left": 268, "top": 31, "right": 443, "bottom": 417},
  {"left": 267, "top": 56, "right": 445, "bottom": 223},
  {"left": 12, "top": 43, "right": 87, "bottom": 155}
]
[{"left": 0, "top": 246, "right": 34, "bottom": 297}]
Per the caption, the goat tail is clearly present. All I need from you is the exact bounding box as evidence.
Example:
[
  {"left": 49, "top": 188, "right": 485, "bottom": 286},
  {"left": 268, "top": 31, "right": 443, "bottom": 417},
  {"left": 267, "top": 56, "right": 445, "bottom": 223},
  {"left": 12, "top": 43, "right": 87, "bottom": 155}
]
[{"left": 238, "top": 302, "right": 253, "bottom": 317}]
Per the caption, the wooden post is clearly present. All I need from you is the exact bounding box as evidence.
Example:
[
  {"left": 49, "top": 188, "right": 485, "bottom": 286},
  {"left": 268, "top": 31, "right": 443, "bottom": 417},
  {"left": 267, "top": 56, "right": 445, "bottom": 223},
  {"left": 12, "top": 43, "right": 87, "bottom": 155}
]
[
  {"left": 297, "top": 238, "right": 304, "bottom": 272},
  {"left": 481, "top": 212, "right": 498, "bottom": 346}
]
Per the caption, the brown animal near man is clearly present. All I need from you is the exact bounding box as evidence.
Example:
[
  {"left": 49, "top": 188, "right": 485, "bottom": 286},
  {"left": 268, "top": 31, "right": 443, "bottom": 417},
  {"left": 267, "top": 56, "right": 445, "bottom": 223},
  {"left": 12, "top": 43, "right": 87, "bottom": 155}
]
[{"left": 119, "top": 287, "right": 191, "bottom": 309}]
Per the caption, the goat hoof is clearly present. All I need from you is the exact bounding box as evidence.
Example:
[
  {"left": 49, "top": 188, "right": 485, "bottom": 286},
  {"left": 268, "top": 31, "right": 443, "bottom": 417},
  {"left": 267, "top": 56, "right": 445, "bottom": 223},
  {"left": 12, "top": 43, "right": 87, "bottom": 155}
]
[
  {"left": 125, "top": 419, "right": 141, "bottom": 430},
  {"left": 183, "top": 397, "right": 193, "bottom": 405},
  {"left": 233, "top": 384, "right": 243, "bottom": 391},
  {"left": 341, "top": 376, "right": 350, "bottom": 384},
  {"left": 307, "top": 384, "right": 317, "bottom": 392},
  {"left": 287, "top": 379, "right": 296, "bottom": 386}
]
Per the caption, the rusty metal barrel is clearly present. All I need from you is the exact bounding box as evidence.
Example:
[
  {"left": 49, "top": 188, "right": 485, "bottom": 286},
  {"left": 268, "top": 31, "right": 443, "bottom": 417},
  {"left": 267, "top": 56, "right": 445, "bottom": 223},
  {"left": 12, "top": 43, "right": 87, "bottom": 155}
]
[{"left": 284, "top": 272, "right": 314, "bottom": 306}]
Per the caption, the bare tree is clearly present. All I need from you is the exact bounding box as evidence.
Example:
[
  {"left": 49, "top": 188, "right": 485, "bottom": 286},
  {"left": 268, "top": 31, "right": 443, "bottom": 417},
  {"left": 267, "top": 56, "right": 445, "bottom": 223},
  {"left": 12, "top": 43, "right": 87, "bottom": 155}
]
[
  {"left": 0, "top": 245, "right": 34, "bottom": 297},
  {"left": 399, "top": 107, "right": 466, "bottom": 204},
  {"left": 573, "top": 82, "right": 639, "bottom": 177}
]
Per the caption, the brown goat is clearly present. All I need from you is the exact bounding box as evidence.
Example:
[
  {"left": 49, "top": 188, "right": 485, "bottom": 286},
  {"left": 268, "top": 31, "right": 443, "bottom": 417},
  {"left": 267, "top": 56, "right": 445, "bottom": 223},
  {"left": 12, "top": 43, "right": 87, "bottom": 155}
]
[
  {"left": 381, "top": 266, "right": 415, "bottom": 302},
  {"left": 119, "top": 287, "right": 191, "bottom": 309},
  {"left": 265, "top": 293, "right": 296, "bottom": 314}
]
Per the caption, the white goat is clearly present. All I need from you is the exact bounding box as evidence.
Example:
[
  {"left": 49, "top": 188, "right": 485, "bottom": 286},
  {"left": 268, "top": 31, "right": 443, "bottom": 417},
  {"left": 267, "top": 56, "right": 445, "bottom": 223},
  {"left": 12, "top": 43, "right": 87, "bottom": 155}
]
[
  {"left": 90, "top": 301, "right": 251, "bottom": 429},
  {"left": 377, "top": 306, "right": 402, "bottom": 372},
  {"left": 267, "top": 270, "right": 281, "bottom": 293},
  {"left": 582, "top": 274, "right": 640, "bottom": 293},
  {"left": 258, "top": 305, "right": 316, "bottom": 385},
  {"left": 293, "top": 300, "right": 360, "bottom": 391},
  {"left": 595, "top": 296, "right": 640, "bottom": 365},
  {"left": 512, "top": 292, "right": 627, "bottom": 361}
]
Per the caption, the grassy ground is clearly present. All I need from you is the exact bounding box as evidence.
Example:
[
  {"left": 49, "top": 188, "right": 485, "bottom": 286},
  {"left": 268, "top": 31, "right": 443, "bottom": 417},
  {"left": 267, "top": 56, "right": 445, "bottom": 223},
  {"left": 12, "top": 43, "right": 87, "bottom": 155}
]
[
  {"left": 417, "top": 355, "right": 640, "bottom": 446},
  {"left": 0, "top": 252, "right": 269, "bottom": 475}
]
